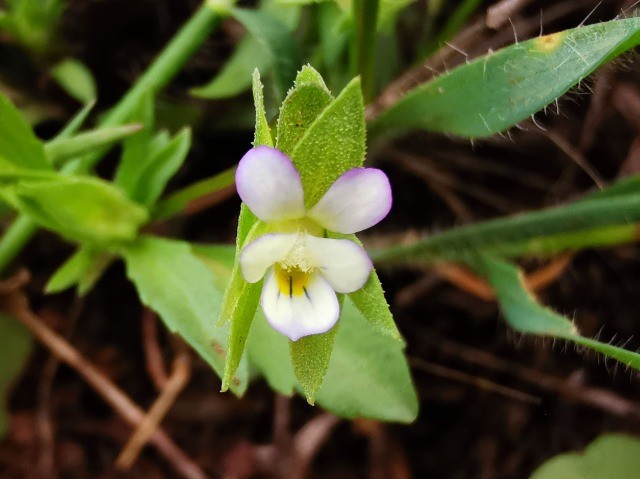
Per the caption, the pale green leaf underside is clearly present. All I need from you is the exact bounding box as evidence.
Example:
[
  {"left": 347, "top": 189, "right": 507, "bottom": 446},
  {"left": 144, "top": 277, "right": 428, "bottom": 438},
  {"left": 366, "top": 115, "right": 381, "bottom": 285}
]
[
  {"left": 370, "top": 18, "right": 640, "bottom": 138},
  {"left": 531, "top": 434, "right": 640, "bottom": 479},
  {"left": 122, "top": 236, "right": 248, "bottom": 395},
  {"left": 475, "top": 255, "right": 640, "bottom": 374}
]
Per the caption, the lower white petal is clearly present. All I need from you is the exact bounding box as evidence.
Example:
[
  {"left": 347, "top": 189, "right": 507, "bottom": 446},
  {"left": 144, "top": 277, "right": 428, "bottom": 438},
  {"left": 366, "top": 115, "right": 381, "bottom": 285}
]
[
  {"left": 240, "top": 233, "right": 298, "bottom": 283},
  {"left": 260, "top": 267, "right": 340, "bottom": 341},
  {"left": 305, "top": 235, "right": 372, "bottom": 293}
]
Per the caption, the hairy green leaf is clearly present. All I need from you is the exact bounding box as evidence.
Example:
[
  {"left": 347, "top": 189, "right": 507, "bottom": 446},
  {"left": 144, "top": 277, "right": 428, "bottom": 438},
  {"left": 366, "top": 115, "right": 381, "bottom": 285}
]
[
  {"left": 252, "top": 70, "right": 273, "bottom": 147},
  {"left": 219, "top": 220, "right": 272, "bottom": 391},
  {"left": 290, "top": 323, "right": 339, "bottom": 403},
  {"left": 331, "top": 232, "right": 401, "bottom": 341},
  {"left": 370, "top": 18, "right": 640, "bottom": 138},
  {"left": 122, "top": 236, "right": 248, "bottom": 395},
  {"left": 474, "top": 255, "right": 640, "bottom": 373},
  {"left": 373, "top": 192, "right": 640, "bottom": 266},
  {"left": 276, "top": 83, "right": 333, "bottom": 156},
  {"left": 290, "top": 77, "right": 365, "bottom": 207}
]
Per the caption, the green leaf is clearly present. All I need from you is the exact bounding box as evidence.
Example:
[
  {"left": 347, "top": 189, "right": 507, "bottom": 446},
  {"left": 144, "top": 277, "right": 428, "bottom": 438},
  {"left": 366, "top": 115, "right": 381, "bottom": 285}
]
[
  {"left": 252, "top": 70, "right": 273, "bottom": 147},
  {"left": 531, "top": 434, "right": 640, "bottom": 479},
  {"left": 246, "top": 309, "right": 298, "bottom": 395},
  {"left": 248, "top": 296, "right": 418, "bottom": 422},
  {"left": 373, "top": 192, "right": 640, "bottom": 266},
  {"left": 5, "top": 0, "right": 64, "bottom": 54},
  {"left": 219, "top": 220, "right": 272, "bottom": 391},
  {"left": 0, "top": 93, "right": 50, "bottom": 170},
  {"left": 45, "top": 246, "right": 113, "bottom": 296},
  {"left": 130, "top": 128, "right": 191, "bottom": 207},
  {"left": 121, "top": 236, "right": 248, "bottom": 395},
  {"left": 45, "top": 124, "right": 142, "bottom": 167},
  {"left": 290, "top": 323, "right": 339, "bottom": 403},
  {"left": 369, "top": 18, "right": 640, "bottom": 138},
  {"left": 54, "top": 101, "right": 96, "bottom": 141},
  {"left": 192, "top": 1, "right": 300, "bottom": 100},
  {"left": 276, "top": 80, "right": 333, "bottom": 157},
  {"left": 50, "top": 58, "right": 97, "bottom": 104},
  {"left": 474, "top": 255, "right": 640, "bottom": 373},
  {"left": 290, "top": 77, "right": 366, "bottom": 207},
  {"left": 229, "top": 7, "right": 300, "bottom": 100},
  {"left": 330, "top": 232, "right": 401, "bottom": 341},
  {"left": 0, "top": 314, "right": 32, "bottom": 438},
  {"left": 2, "top": 176, "right": 149, "bottom": 244},
  {"left": 192, "top": 35, "right": 271, "bottom": 99},
  {"left": 115, "top": 91, "right": 154, "bottom": 195}
]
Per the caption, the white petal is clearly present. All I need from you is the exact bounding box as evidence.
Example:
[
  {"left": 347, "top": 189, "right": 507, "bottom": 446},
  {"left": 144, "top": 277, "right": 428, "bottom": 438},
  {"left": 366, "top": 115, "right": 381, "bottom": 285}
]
[
  {"left": 240, "top": 233, "right": 298, "bottom": 283},
  {"left": 235, "top": 146, "right": 305, "bottom": 223},
  {"left": 260, "top": 268, "right": 340, "bottom": 341},
  {"left": 307, "top": 168, "right": 392, "bottom": 234},
  {"left": 305, "top": 235, "right": 372, "bottom": 293}
]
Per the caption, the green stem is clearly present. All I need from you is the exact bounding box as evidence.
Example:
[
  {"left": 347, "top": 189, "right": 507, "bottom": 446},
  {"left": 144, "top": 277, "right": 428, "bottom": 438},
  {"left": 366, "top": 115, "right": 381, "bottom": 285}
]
[
  {"left": 352, "top": 0, "right": 379, "bottom": 102},
  {"left": 80, "top": 3, "right": 225, "bottom": 171},
  {"left": 0, "top": 2, "right": 226, "bottom": 275},
  {"left": 0, "top": 216, "right": 38, "bottom": 273}
]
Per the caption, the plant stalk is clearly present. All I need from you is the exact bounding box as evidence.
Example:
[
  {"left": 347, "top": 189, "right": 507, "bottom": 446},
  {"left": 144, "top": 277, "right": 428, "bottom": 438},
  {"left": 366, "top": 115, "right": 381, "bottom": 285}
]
[{"left": 352, "top": 0, "right": 379, "bottom": 102}]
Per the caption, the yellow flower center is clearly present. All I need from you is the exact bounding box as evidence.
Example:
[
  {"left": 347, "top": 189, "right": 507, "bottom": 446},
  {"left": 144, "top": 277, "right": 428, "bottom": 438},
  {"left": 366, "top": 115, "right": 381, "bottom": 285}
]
[{"left": 274, "top": 264, "right": 312, "bottom": 298}]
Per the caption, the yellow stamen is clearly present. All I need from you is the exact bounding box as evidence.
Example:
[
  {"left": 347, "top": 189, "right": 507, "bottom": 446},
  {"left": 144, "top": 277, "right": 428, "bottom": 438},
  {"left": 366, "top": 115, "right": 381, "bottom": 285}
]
[{"left": 274, "top": 264, "right": 312, "bottom": 298}]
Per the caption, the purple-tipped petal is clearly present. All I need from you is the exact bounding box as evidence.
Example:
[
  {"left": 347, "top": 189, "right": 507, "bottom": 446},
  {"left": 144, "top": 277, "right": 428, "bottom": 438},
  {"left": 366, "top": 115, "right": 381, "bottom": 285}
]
[
  {"left": 236, "top": 146, "right": 305, "bottom": 224},
  {"left": 260, "top": 269, "right": 340, "bottom": 341},
  {"left": 305, "top": 235, "right": 372, "bottom": 293},
  {"left": 307, "top": 168, "right": 392, "bottom": 234}
]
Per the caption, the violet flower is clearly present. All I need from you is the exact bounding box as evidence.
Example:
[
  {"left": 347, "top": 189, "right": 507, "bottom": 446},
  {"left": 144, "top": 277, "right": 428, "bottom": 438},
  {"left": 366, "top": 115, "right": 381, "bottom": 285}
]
[{"left": 236, "top": 146, "right": 392, "bottom": 341}]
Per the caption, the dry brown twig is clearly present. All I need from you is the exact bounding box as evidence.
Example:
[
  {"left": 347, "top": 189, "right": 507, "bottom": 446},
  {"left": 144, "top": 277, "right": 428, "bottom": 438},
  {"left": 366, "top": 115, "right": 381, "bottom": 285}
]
[
  {"left": 0, "top": 273, "right": 210, "bottom": 479},
  {"left": 116, "top": 347, "right": 192, "bottom": 470},
  {"left": 142, "top": 308, "right": 170, "bottom": 391}
]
